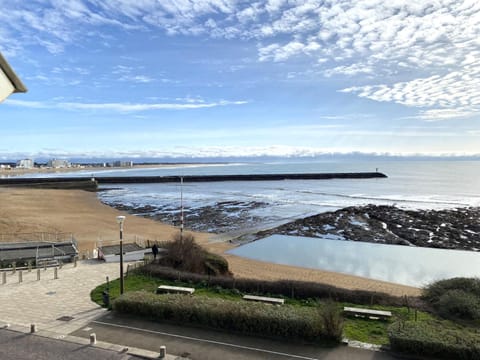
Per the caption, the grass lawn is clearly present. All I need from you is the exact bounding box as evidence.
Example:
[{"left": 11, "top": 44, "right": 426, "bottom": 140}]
[{"left": 91, "top": 273, "right": 438, "bottom": 346}]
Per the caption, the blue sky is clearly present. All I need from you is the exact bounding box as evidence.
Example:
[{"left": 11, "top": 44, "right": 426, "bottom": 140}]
[{"left": 1, "top": 0, "right": 480, "bottom": 160}]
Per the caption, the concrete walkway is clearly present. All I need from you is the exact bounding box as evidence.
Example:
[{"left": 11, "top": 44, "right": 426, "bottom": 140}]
[
  {"left": 0, "top": 260, "right": 119, "bottom": 334},
  {"left": 0, "top": 260, "right": 178, "bottom": 359}
]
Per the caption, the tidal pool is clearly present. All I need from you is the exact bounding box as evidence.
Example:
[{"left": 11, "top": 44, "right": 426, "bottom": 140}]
[{"left": 227, "top": 235, "right": 480, "bottom": 287}]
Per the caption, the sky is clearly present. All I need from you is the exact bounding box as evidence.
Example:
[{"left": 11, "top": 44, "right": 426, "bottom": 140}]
[{"left": 1, "top": 0, "right": 480, "bottom": 160}]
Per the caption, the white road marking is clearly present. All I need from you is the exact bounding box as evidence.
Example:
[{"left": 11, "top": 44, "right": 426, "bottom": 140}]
[{"left": 92, "top": 320, "right": 320, "bottom": 360}]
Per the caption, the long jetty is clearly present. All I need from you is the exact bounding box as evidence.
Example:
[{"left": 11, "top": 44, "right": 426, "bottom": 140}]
[
  {"left": 0, "top": 172, "right": 387, "bottom": 189},
  {"left": 95, "top": 172, "right": 387, "bottom": 183}
]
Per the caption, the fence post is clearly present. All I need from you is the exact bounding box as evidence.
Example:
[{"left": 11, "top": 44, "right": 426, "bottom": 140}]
[
  {"left": 12, "top": 262, "right": 16, "bottom": 274},
  {"left": 74, "top": 257, "right": 77, "bottom": 267},
  {"left": 54, "top": 267, "right": 58, "bottom": 280},
  {"left": 18, "top": 271, "right": 22, "bottom": 283},
  {"left": 2, "top": 272, "right": 6, "bottom": 284},
  {"left": 37, "top": 269, "right": 41, "bottom": 281},
  {"left": 159, "top": 346, "right": 166, "bottom": 359}
]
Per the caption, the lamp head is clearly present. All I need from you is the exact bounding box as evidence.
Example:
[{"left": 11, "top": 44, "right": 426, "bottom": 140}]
[{"left": 116, "top": 215, "right": 126, "bottom": 230}]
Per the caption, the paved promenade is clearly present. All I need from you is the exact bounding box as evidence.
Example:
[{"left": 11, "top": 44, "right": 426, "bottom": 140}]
[
  {"left": 0, "top": 260, "right": 118, "bottom": 334},
  {"left": 0, "top": 260, "right": 173, "bottom": 359}
]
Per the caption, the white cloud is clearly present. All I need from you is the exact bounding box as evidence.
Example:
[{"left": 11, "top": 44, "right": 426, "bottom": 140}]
[
  {"left": 3, "top": 1, "right": 479, "bottom": 73},
  {"left": 112, "top": 65, "right": 156, "bottom": 83},
  {"left": 324, "top": 63, "right": 374, "bottom": 77},
  {"left": 2, "top": 0, "right": 480, "bottom": 120},
  {"left": 3, "top": 145, "right": 479, "bottom": 160},
  {"left": 341, "top": 68, "right": 480, "bottom": 119},
  {"left": 415, "top": 109, "right": 476, "bottom": 121},
  {"left": 4, "top": 99, "right": 248, "bottom": 112}
]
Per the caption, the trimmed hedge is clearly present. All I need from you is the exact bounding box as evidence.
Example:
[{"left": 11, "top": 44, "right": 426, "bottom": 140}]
[
  {"left": 139, "top": 264, "right": 409, "bottom": 306},
  {"left": 388, "top": 321, "right": 480, "bottom": 360},
  {"left": 113, "top": 291, "right": 328, "bottom": 342}
]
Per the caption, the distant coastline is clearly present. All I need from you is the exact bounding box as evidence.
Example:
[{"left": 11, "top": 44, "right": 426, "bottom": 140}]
[{"left": 0, "top": 162, "right": 224, "bottom": 177}]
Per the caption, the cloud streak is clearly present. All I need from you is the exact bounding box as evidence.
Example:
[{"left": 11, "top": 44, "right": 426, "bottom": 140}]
[
  {"left": 4, "top": 99, "right": 248, "bottom": 112},
  {"left": 3, "top": 146, "right": 480, "bottom": 161}
]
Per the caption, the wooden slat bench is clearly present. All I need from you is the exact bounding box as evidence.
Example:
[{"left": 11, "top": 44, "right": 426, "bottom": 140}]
[
  {"left": 343, "top": 306, "right": 392, "bottom": 320},
  {"left": 156, "top": 285, "right": 195, "bottom": 295},
  {"left": 242, "top": 295, "right": 285, "bottom": 305}
]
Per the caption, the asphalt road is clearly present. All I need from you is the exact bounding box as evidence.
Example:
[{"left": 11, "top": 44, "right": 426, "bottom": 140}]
[
  {"left": 71, "top": 313, "right": 409, "bottom": 360},
  {"left": 0, "top": 328, "right": 137, "bottom": 360}
]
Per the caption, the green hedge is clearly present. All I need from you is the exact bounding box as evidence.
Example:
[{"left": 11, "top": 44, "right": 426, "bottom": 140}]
[
  {"left": 388, "top": 321, "right": 480, "bottom": 360},
  {"left": 113, "top": 291, "right": 330, "bottom": 342},
  {"left": 139, "top": 264, "right": 409, "bottom": 306}
]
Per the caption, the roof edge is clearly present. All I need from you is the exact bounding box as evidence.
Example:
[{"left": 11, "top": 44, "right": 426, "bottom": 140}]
[{"left": 0, "top": 52, "right": 27, "bottom": 93}]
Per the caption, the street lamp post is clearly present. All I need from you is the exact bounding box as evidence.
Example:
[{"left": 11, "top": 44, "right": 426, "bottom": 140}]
[{"left": 116, "top": 215, "right": 126, "bottom": 295}]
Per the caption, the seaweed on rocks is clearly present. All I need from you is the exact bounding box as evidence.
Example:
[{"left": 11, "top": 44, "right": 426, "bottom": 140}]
[{"left": 256, "top": 205, "right": 480, "bottom": 251}]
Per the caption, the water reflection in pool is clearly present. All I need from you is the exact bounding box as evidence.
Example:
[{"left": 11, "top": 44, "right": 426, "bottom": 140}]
[{"left": 227, "top": 235, "right": 480, "bottom": 287}]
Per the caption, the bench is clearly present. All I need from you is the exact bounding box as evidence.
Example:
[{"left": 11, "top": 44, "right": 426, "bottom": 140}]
[
  {"left": 156, "top": 285, "right": 195, "bottom": 295},
  {"left": 343, "top": 306, "right": 392, "bottom": 320},
  {"left": 242, "top": 295, "right": 285, "bottom": 305}
]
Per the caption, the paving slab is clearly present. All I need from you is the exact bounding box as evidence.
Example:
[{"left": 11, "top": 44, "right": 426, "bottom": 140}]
[{"left": 0, "top": 260, "right": 119, "bottom": 333}]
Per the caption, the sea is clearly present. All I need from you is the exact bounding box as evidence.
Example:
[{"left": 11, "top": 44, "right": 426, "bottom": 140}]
[
  {"left": 85, "top": 160, "right": 480, "bottom": 234},
  {"left": 18, "top": 159, "right": 480, "bottom": 286},
  {"left": 25, "top": 159, "right": 480, "bottom": 233}
]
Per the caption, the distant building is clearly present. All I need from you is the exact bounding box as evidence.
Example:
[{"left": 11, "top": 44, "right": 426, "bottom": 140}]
[
  {"left": 112, "top": 160, "right": 133, "bottom": 167},
  {"left": 47, "top": 159, "right": 71, "bottom": 168},
  {"left": 16, "top": 159, "right": 34, "bottom": 169},
  {"left": 0, "top": 52, "right": 27, "bottom": 103}
]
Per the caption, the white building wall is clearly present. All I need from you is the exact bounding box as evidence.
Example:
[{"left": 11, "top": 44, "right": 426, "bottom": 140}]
[
  {"left": 16, "top": 159, "right": 34, "bottom": 169},
  {"left": 0, "top": 68, "right": 15, "bottom": 103},
  {"left": 48, "top": 159, "right": 70, "bottom": 168}
]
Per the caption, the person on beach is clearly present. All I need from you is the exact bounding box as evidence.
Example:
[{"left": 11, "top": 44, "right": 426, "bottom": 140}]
[{"left": 152, "top": 243, "right": 159, "bottom": 261}]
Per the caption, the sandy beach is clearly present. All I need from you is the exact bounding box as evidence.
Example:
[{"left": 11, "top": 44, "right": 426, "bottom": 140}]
[{"left": 0, "top": 187, "right": 420, "bottom": 297}]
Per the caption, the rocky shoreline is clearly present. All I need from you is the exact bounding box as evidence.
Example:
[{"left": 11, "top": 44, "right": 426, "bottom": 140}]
[
  {"left": 108, "top": 200, "right": 271, "bottom": 233},
  {"left": 105, "top": 199, "right": 480, "bottom": 252},
  {"left": 255, "top": 205, "right": 480, "bottom": 251}
]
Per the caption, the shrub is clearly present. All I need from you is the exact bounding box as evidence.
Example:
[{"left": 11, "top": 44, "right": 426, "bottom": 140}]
[
  {"left": 204, "top": 252, "right": 229, "bottom": 276},
  {"left": 160, "top": 232, "right": 231, "bottom": 276},
  {"left": 139, "top": 265, "right": 407, "bottom": 306},
  {"left": 423, "top": 278, "right": 480, "bottom": 321},
  {"left": 388, "top": 321, "right": 480, "bottom": 360},
  {"left": 319, "top": 301, "right": 344, "bottom": 342},
  {"left": 436, "top": 290, "right": 480, "bottom": 320},
  {"left": 113, "top": 292, "right": 329, "bottom": 342},
  {"left": 424, "top": 278, "right": 480, "bottom": 302},
  {"left": 163, "top": 232, "right": 204, "bottom": 273}
]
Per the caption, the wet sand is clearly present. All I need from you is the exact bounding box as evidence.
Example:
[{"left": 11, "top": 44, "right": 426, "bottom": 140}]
[{"left": 0, "top": 187, "right": 420, "bottom": 297}]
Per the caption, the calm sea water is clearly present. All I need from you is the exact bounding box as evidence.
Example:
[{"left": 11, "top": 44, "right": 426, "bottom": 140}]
[{"left": 227, "top": 234, "right": 480, "bottom": 287}]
